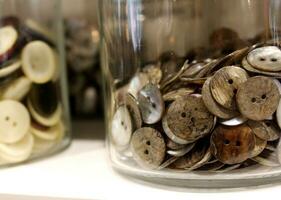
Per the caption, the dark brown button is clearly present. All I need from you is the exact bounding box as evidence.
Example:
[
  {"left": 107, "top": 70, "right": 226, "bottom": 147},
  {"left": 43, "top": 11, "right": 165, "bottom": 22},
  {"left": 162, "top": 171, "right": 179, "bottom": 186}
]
[
  {"left": 163, "top": 95, "right": 214, "bottom": 144},
  {"left": 236, "top": 76, "right": 280, "bottom": 121},
  {"left": 138, "top": 83, "right": 164, "bottom": 124},
  {"left": 247, "top": 120, "right": 280, "bottom": 141},
  {"left": 210, "top": 66, "right": 248, "bottom": 110},
  {"left": 202, "top": 77, "right": 239, "bottom": 119},
  {"left": 130, "top": 127, "right": 166, "bottom": 169},
  {"left": 125, "top": 93, "right": 142, "bottom": 130},
  {"left": 210, "top": 124, "right": 255, "bottom": 164}
]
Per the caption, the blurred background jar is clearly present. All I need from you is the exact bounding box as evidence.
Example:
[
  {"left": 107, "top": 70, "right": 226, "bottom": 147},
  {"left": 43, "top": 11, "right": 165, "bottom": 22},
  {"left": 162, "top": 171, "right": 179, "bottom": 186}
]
[
  {"left": 101, "top": 0, "right": 281, "bottom": 187},
  {"left": 0, "top": 0, "right": 70, "bottom": 166},
  {"left": 62, "top": 0, "right": 102, "bottom": 118}
]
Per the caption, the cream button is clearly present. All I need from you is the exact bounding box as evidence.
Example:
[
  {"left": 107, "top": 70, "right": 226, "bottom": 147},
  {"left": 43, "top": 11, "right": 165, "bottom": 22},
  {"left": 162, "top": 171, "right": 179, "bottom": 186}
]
[
  {"left": 30, "top": 121, "right": 60, "bottom": 141},
  {"left": 0, "top": 100, "right": 30, "bottom": 143},
  {"left": 21, "top": 41, "right": 57, "bottom": 84},
  {"left": 0, "top": 59, "right": 21, "bottom": 78},
  {"left": 0, "top": 132, "right": 34, "bottom": 163},
  {"left": 1, "top": 76, "right": 32, "bottom": 101}
]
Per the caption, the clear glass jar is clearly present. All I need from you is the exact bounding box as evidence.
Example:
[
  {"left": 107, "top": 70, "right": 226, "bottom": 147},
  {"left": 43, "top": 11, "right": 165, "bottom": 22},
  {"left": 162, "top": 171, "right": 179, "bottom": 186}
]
[
  {"left": 0, "top": 0, "right": 71, "bottom": 166},
  {"left": 101, "top": 0, "right": 281, "bottom": 187},
  {"left": 63, "top": 0, "right": 101, "bottom": 118}
]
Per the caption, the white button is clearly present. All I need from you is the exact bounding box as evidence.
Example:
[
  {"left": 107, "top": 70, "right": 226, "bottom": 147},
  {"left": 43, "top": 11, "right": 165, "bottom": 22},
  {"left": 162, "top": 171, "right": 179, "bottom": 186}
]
[
  {"left": 0, "top": 59, "right": 21, "bottom": 78},
  {"left": 1, "top": 76, "right": 32, "bottom": 101},
  {"left": 0, "top": 132, "right": 34, "bottom": 163},
  {"left": 31, "top": 121, "right": 61, "bottom": 141},
  {"left": 0, "top": 26, "right": 18, "bottom": 56},
  {"left": 0, "top": 100, "right": 30, "bottom": 143},
  {"left": 21, "top": 41, "right": 57, "bottom": 84},
  {"left": 28, "top": 99, "right": 62, "bottom": 127},
  {"left": 111, "top": 105, "right": 132, "bottom": 150}
]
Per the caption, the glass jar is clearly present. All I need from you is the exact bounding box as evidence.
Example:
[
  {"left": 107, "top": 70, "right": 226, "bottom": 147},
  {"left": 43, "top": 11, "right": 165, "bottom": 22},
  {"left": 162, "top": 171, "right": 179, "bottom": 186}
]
[
  {"left": 101, "top": 0, "right": 281, "bottom": 187},
  {"left": 63, "top": 0, "right": 102, "bottom": 118},
  {"left": 0, "top": 0, "right": 71, "bottom": 166}
]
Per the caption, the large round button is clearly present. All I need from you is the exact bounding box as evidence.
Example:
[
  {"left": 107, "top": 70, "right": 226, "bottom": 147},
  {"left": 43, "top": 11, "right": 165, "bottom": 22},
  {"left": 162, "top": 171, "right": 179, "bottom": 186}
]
[
  {"left": 111, "top": 105, "right": 132, "bottom": 150},
  {"left": 137, "top": 83, "right": 164, "bottom": 124},
  {"left": 210, "top": 66, "right": 248, "bottom": 110},
  {"left": 130, "top": 127, "right": 166, "bottom": 169},
  {"left": 0, "top": 132, "right": 34, "bottom": 163},
  {"left": 163, "top": 95, "right": 214, "bottom": 144},
  {"left": 210, "top": 124, "right": 255, "bottom": 164},
  {"left": 247, "top": 46, "right": 281, "bottom": 72},
  {"left": 202, "top": 77, "right": 238, "bottom": 119},
  {"left": 0, "top": 100, "right": 30, "bottom": 144},
  {"left": 21, "top": 41, "right": 56, "bottom": 84},
  {"left": 236, "top": 76, "right": 280, "bottom": 121}
]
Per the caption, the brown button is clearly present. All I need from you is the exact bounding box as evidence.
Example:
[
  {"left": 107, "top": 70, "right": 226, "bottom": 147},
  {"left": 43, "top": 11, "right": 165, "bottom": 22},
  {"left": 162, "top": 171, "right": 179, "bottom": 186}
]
[
  {"left": 125, "top": 93, "right": 142, "bottom": 130},
  {"left": 163, "top": 95, "right": 214, "bottom": 144},
  {"left": 236, "top": 76, "right": 280, "bottom": 121},
  {"left": 210, "top": 66, "right": 249, "bottom": 110},
  {"left": 166, "top": 138, "right": 187, "bottom": 150},
  {"left": 249, "top": 135, "right": 267, "bottom": 158},
  {"left": 130, "top": 127, "right": 166, "bottom": 169},
  {"left": 247, "top": 120, "right": 280, "bottom": 141},
  {"left": 163, "top": 87, "right": 195, "bottom": 102},
  {"left": 210, "top": 124, "right": 255, "bottom": 164},
  {"left": 169, "top": 141, "right": 207, "bottom": 169},
  {"left": 202, "top": 78, "right": 238, "bottom": 119},
  {"left": 138, "top": 83, "right": 164, "bottom": 124}
]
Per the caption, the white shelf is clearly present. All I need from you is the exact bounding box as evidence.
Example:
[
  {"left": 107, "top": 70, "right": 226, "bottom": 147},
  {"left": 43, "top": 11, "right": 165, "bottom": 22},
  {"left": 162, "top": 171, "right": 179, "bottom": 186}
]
[{"left": 0, "top": 121, "right": 281, "bottom": 200}]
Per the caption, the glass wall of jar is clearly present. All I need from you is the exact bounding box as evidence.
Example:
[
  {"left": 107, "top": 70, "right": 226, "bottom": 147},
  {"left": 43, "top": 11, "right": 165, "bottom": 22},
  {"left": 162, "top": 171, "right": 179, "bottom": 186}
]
[
  {"left": 63, "top": 0, "right": 101, "bottom": 118},
  {"left": 0, "top": 0, "right": 71, "bottom": 166},
  {"left": 100, "top": 0, "right": 281, "bottom": 187}
]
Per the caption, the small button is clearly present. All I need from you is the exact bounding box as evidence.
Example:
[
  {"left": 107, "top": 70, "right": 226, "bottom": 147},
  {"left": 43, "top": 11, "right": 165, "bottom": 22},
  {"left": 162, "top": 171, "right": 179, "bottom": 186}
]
[
  {"left": 247, "top": 120, "right": 280, "bottom": 141},
  {"left": 138, "top": 83, "right": 164, "bottom": 124},
  {"left": 130, "top": 127, "right": 166, "bottom": 169},
  {"left": 1, "top": 76, "right": 32, "bottom": 101},
  {"left": 21, "top": 41, "right": 57, "bottom": 84},
  {"left": 0, "top": 26, "right": 18, "bottom": 63},
  {"left": 125, "top": 93, "right": 142, "bottom": 130},
  {"left": 166, "top": 138, "right": 187, "bottom": 150},
  {"left": 163, "top": 95, "right": 214, "bottom": 144},
  {"left": 249, "top": 135, "right": 267, "bottom": 158},
  {"left": 247, "top": 46, "right": 281, "bottom": 72},
  {"left": 0, "top": 100, "right": 30, "bottom": 144},
  {"left": 210, "top": 124, "right": 255, "bottom": 164},
  {"left": 111, "top": 105, "right": 132, "bottom": 150},
  {"left": 128, "top": 72, "right": 149, "bottom": 99},
  {"left": 210, "top": 66, "right": 249, "bottom": 110},
  {"left": 163, "top": 87, "right": 195, "bottom": 102},
  {"left": 202, "top": 77, "right": 238, "bottom": 119},
  {"left": 236, "top": 76, "right": 280, "bottom": 121},
  {"left": 0, "top": 132, "right": 34, "bottom": 163},
  {"left": 30, "top": 120, "right": 60, "bottom": 141}
]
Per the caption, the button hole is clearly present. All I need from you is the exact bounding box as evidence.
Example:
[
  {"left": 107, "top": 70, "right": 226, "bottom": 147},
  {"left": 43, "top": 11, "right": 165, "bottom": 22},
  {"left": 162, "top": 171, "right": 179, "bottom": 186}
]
[
  {"left": 228, "top": 79, "right": 233, "bottom": 84},
  {"left": 146, "top": 141, "right": 151, "bottom": 146},
  {"left": 261, "top": 94, "right": 266, "bottom": 99},
  {"left": 13, "top": 122, "right": 17, "bottom": 127},
  {"left": 265, "top": 122, "right": 271, "bottom": 127},
  {"left": 144, "top": 150, "right": 149, "bottom": 155},
  {"left": 271, "top": 58, "right": 277, "bottom": 62},
  {"left": 191, "top": 117, "right": 195, "bottom": 123},
  {"left": 224, "top": 139, "right": 230, "bottom": 145},
  {"left": 251, "top": 97, "right": 256, "bottom": 103},
  {"left": 259, "top": 57, "right": 266, "bottom": 61},
  {"left": 181, "top": 112, "right": 186, "bottom": 118},
  {"left": 233, "top": 89, "right": 237, "bottom": 94},
  {"left": 194, "top": 108, "right": 198, "bottom": 111},
  {"left": 5, "top": 116, "right": 9, "bottom": 121},
  {"left": 152, "top": 103, "right": 156, "bottom": 108},
  {"left": 121, "top": 121, "right": 124, "bottom": 126}
]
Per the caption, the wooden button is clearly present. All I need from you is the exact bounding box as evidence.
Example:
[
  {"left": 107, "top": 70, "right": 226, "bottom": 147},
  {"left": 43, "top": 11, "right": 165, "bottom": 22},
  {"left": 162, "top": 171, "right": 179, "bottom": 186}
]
[
  {"left": 137, "top": 83, "right": 164, "bottom": 124},
  {"left": 163, "top": 95, "right": 214, "bottom": 144},
  {"left": 202, "top": 78, "right": 238, "bottom": 119},
  {"left": 210, "top": 66, "right": 249, "bottom": 110},
  {"left": 169, "top": 140, "right": 207, "bottom": 169},
  {"left": 125, "top": 93, "right": 142, "bottom": 130},
  {"left": 210, "top": 124, "right": 255, "bottom": 164},
  {"left": 249, "top": 135, "right": 267, "bottom": 158},
  {"left": 247, "top": 120, "right": 280, "bottom": 141},
  {"left": 166, "top": 138, "right": 186, "bottom": 150},
  {"left": 247, "top": 46, "right": 281, "bottom": 72},
  {"left": 163, "top": 87, "right": 195, "bottom": 102},
  {"left": 236, "top": 76, "right": 280, "bottom": 121},
  {"left": 130, "top": 127, "right": 166, "bottom": 169}
]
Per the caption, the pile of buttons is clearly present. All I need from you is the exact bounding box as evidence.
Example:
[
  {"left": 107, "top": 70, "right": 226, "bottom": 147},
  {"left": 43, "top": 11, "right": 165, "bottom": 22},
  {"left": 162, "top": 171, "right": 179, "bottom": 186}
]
[
  {"left": 111, "top": 28, "right": 281, "bottom": 172},
  {"left": 0, "top": 16, "right": 64, "bottom": 165}
]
